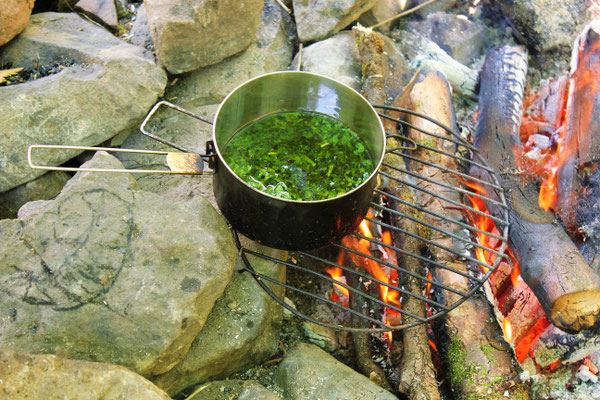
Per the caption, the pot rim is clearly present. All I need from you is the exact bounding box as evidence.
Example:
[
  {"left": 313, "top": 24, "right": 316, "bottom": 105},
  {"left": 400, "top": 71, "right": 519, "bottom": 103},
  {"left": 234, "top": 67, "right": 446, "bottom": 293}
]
[{"left": 212, "top": 70, "right": 386, "bottom": 204}]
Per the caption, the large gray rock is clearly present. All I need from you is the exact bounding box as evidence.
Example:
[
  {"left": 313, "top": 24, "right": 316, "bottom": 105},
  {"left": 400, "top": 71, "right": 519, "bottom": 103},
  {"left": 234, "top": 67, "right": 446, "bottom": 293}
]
[
  {"left": 0, "top": 0, "right": 34, "bottom": 46},
  {"left": 292, "top": 31, "right": 362, "bottom": 90},
  {"left": 407, "top": 12, "right": 487, "bottom": 65},
  {"left": 152, "top": 238, "right": 286, "bottom": 396},
  {"left": 293, "top": 0, "right": 379, "bottom": 42},
  {"left": 274, "top": 343, "right": 398, "bottom": 400},
  {"left": 0, "top": 171, "right": 70, "bottom": 220},
  {"left": 0, "top": 152, "right": 238, "bottom": 377},
  {"left": 0, "top": 348, "right": 171, "bottom": 400},
  {"left": 145, "top": 0, "right": 264, "bottom": 74},
  {"left": 496, "top": 0, "right": 588, "bottom": 52},
  {"left": 165, "top": 0, "right": 295, "bottom": 107},
  {"left": 187, "top": 379, "right": 282, "bottom": 400},
  {"left": 0, "top": 12, "right": 167, "bottom": 193}
]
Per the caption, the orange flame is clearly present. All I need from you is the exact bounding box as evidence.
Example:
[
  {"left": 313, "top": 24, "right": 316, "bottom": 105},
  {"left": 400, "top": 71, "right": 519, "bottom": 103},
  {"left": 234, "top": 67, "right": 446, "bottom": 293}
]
[{"left": 325, "top": 266, "right": 350, "bottom": 298}]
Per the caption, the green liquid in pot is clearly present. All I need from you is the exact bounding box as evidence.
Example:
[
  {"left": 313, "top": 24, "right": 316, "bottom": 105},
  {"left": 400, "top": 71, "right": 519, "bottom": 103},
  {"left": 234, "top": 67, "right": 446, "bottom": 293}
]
[{"left": 221, "top": 111, "right": 375, "bottom": 201}]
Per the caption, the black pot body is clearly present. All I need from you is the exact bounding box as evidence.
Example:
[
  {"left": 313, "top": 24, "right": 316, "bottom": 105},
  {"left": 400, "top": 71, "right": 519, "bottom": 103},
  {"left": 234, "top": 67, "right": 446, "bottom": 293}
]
[{"left": 211, "top": 71, "right": 385, "bottom": 251}]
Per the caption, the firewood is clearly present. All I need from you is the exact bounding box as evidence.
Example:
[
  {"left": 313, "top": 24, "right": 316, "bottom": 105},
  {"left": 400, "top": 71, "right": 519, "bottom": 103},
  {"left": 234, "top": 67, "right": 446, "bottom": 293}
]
[
  {"left": 555, "top": 25, "right": 600, "bottom": 229},
  {"left": 345, "top": 266, "right": 393, "bottom": 392},
  {"left": 354, "top": 25, "right": 440, "bottom": 399},
  {"left": 471, "top": 45, "right": 600, "bottom": 333},
  {"left": 388, "top": 181, "right": 441, "bottom": 400},
  {"left": 401, "top": 71, "right": 521, "bottom": 398}
]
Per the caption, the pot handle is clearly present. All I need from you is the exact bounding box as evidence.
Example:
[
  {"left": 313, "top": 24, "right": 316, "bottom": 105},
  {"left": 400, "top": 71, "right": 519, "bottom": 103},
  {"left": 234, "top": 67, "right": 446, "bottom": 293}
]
[
  {"left": 139, "top": 100, "right": 213, "bottom": 153},
  {"left": 27, "top": 101, "right": 217, "bottom": 175}
]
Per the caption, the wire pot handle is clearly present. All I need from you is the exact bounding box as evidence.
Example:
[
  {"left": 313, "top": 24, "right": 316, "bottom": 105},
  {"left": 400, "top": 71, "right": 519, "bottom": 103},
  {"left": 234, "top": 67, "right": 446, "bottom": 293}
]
[
  {"left": 27, "top": 145, "right": 209, "bottom": 175},
  {"left": 27, "top": 101, "right": 216, "bottom": 175}
]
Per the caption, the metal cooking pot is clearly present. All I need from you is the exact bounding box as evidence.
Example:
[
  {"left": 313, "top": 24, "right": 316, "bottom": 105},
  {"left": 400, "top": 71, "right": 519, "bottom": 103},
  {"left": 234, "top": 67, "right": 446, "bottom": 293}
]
[{"left": 29, "top": 71, "right": 386, "bottom": 251}]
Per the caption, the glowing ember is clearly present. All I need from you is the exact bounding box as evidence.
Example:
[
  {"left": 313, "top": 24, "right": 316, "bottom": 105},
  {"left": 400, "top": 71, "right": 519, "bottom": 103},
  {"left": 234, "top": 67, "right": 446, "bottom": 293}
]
[{"left": 504, "top": 319, "right": 513, "bottom": 342}]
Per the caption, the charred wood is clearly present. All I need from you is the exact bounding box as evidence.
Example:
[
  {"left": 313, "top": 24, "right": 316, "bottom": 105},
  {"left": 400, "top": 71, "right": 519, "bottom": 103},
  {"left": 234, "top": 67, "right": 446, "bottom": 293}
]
[
  {"left": 400, "top": 71, "right": 520, "bottom": 398},
  {"left": 345, "top": 253, "right": 393, "bottom": 392},
  {"left": 556, "top": 25, "right": 600, "bottom": 228},
  {"left": 472, "top": 45, "right": 600, "bottom": 333},
  {"left": 386, "top": 171, "right": 440, "bottom": 400}
]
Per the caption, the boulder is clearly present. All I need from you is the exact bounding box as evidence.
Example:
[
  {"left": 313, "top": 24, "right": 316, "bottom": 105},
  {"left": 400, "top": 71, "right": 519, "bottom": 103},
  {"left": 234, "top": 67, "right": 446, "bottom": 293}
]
[
  {"left": 358, "top": 0, "right": 405, "bottom": 32},
  {"left": 152, "top": 237, "right": 286, "bottom": 396},
  {"left": 165, "top": 0, "right": 295, "bottom": 107},
  {"left": 495, "top": 0, "right": 588, "bottom": 52},
  {"left": 407, "top": 12, "right": 487, "bottom": 65},
  {"left": 0, "top": 151, "right": 238, "bottom": 377},
  {"left": 75, "top": 0, "right": 119, "bottom": 31},
  {"left": 293, "top": 0, "right": 379, "bottom": 42},
  {"left": 0, "top": 171, "right": 70, "bottom": 220},
  {"left": 274, "top": 343, "right": 399, "bottom": 400},
  {"left": 292, "top": 31, "right": 362, "bottom": 90},
  {"left": 0, "top": 348, "right": 171, "bottom": 400},
  {"left": 0, "top": 0, "right": 34, "bottom": 46},
  {"left": 0, "top": 12, "right": 167, "bottom": 193},
  {"left": 145, "top": 0, "right": 264, "bottom": 74},
  {"left": 129, "top": 4, "right": 153, "bottom": 51},
  {"left": 186, "top": 379, "right": 282, "bottom": 400}
]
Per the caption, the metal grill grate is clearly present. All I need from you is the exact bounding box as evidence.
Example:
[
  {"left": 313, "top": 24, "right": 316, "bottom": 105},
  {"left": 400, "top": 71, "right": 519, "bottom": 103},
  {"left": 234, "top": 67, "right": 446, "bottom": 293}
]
[{"left": 235, "top": 105, "right": 510, "bottom": 332}]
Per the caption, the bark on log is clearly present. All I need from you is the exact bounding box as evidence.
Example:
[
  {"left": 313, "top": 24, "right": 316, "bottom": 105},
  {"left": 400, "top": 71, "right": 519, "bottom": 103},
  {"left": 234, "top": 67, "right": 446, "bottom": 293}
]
[
  {"left": 401, "top": 71, "right": 521, "bottom": 398},
  {"left": 386, "top": 171, "right": 440, "bottom": 400},
  {"left": 472, "top": 45, "right": 600, "bottom": 333}
]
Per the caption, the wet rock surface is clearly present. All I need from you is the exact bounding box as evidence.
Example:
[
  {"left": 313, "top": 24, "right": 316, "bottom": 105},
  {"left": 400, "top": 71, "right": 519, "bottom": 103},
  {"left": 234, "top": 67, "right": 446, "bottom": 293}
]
[
  {"left": 0, "top": 12, "right": 167, "bottom": 193},
  {"left": 0, "top": 348, "right": 171, "bottom": 400},
  {"left": 274, "top": 343, "right": 399, "bottom": 400},
  {"left": 145, "top": 0, "right": 264, "bottom": 74},
  {"left": 0, "top": 152, "right": 237, "bottom": 377},
  {"left": 0, "top": 0, "right": 34, "bottom": 46},
  {"left": 152, "top": 238, "right": 286, "bottom": 396}
]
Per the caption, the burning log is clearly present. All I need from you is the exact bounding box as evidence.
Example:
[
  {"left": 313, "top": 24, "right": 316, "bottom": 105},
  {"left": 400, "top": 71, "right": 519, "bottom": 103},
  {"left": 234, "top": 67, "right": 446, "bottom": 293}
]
[
  {"left": 345, "top": 263, "right": 393, "bottom": 392},
  {"left": 385, "top": 156, "right": 441, "bottom": 400},
  {"left": 398, "top": 70, "right": 521, "bottom": 398},
  {"left": 472, "top": 45, "right": 600, "bottom": 333},
  {"left": 554, "top": 25, "right": 600, "bottom": 229},
  {"left": 354, "top": 25, "right": 439, "bottom": 400}
]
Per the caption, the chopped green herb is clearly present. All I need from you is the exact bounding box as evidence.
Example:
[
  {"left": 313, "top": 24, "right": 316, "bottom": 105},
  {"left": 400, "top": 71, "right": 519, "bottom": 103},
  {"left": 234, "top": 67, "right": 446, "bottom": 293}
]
[{"left": 221, "top": 111, "right": 375, "bottom": 201}]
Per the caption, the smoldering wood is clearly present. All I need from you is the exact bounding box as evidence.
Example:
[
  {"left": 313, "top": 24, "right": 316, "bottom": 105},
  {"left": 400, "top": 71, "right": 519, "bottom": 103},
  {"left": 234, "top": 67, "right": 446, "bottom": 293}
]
[
  {"left": 399, "top": 71, "right": 520, "bottom": 397},
  {"left": 532, "top": 324, "right": 600, "bottom": 368},
  {"left": 577, "top": 166, "right": 600, "bottom": 273},
  {"left": 471, "top": 45, "right": 600, "bottom": 333},
  {"left": 345, "top": 262, "right": 393, "bottom": 392},
  {"left": 556, "top": 25, "right": 600, "bottom": 228}
]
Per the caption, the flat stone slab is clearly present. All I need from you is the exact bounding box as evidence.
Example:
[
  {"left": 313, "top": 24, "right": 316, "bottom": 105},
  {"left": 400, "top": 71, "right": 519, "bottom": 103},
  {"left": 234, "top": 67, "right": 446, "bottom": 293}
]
[
  {"left": 0, "top": 12, "right": 167, "bottom": 193},
  {"left": 0, "top": 152, "right": 237, "bottom": 377},
  {"left": 0, "top": 348, "right": 171, "bottom": 399}
]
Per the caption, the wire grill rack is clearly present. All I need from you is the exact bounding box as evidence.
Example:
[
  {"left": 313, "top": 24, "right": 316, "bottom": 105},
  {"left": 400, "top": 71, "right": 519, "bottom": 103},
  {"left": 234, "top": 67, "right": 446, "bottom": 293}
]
[{"left": 235, "top": 105, "right": 510, "bottom": 332}]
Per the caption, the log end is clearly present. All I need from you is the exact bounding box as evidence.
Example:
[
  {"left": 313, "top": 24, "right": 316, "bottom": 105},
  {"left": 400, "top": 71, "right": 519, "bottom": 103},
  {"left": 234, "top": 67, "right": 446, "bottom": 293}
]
[{"left": 551, "top": 289, "right": 600, "bottom": 333}]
